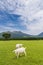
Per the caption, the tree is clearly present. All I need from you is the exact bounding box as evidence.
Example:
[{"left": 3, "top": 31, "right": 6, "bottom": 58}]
[{"left": 2, "top": 32, "right": 11, "bottom": 39}]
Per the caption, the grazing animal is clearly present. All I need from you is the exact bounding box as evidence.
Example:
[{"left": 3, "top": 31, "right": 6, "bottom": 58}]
[
  {"left": 16, "top": 44, "right": 23, "bottom": 49},
  {"left": 13, "top": 47, "right": 26, "bottom": 58}
]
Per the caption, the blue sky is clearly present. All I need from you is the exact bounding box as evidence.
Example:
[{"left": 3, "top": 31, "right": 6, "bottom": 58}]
[{"left": 0, "top": 0, "right": 43, "bottom": 35}]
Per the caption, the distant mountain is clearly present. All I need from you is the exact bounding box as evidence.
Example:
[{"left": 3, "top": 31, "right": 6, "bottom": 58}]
[
  {"left": 9, "top": 31, "right": 31, "bottom": 38},
  {"left": 38, "top": 32, "right": 43, "bottom": 37},
  {"left": 0, "top": 31, "right": 31, "bottom": 38},
  {"left": 0, "top": 31, "right": 43, "bottom": 39}
]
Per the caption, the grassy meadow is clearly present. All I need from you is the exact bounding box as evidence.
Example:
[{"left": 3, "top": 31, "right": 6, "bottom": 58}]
[{"left": 0, "top": 40, "right": 43, "bottom": 65}]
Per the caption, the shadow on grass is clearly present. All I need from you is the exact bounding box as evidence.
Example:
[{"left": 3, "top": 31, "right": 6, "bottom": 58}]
[{"left": 12, "top": 54, "right": 26, "bottom": 60}]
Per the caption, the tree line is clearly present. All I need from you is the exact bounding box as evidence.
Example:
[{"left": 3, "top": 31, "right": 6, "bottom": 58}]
[{"left": 0, "top": 32, "right": 43, "bottom": 40}]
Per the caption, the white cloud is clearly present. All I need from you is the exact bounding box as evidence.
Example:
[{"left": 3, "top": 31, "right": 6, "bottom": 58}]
[
  {"left": 0, "top": 25, "right": 19, "bottom": 32},
  {"left": 21, "top": 10, "right": 43, "bottom": 35},
  {"left": 0, "top": 0, "right": 43, "bottom": 35}
]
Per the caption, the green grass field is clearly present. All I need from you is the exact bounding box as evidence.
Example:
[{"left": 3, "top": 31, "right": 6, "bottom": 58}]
[{"left": 0, "top": 40, "right": 43, "bottom": 65}]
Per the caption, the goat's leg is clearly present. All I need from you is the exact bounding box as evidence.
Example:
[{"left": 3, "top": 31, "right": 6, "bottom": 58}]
[{"left": 17, "top": 53, "right": 19, "bottom": 58}]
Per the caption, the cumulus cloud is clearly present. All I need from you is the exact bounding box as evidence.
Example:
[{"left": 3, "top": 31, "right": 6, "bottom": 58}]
[
  {"left": 0, "top": 0, "right": 43, "bottom": 35},
  {"left": 23, "top": 10, "right": 43, "bottom": 35},
  {"left": 0, "top": 25, "right": 19, "bottom": 32}
]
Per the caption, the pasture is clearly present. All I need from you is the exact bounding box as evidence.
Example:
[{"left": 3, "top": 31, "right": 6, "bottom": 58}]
[{"left": 0, "top": 40, "right": 43, "bottom": 65}]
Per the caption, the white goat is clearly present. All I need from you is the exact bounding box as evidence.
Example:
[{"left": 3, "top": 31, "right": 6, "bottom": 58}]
[
  {"left": 13, "top": 47, "right": 26, "bottom": 58},
  {"left": 16, "top": 44, "right": 23, "bottom": 49}
]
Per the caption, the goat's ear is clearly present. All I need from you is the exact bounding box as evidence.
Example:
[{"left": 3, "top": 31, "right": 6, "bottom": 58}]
[{"left": 14, "top": 50, "right": 16, "bottom": 52}]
